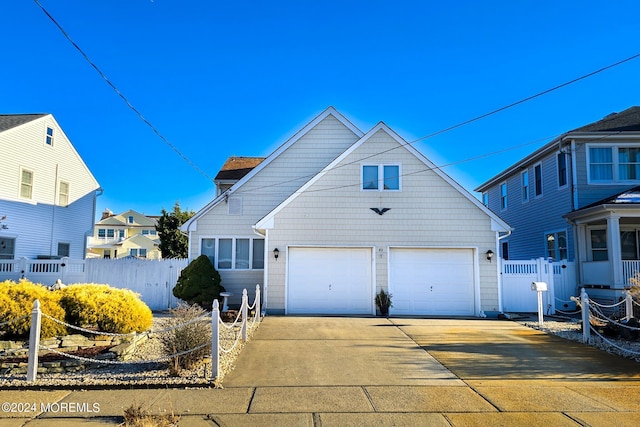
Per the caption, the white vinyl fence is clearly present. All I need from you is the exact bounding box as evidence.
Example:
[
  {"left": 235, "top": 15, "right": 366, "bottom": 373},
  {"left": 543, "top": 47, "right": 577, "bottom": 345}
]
[
  {"left": 0, "top": 257, "right": 189, "bottom": 311},
  {"left": 501, "top": 258, "right": 577, "bottom": 313}
]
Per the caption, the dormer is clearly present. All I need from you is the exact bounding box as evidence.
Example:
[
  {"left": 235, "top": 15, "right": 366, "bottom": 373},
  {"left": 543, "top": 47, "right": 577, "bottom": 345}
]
[{"left": 214, "top": 156, "right": 265, "bottom": 196}]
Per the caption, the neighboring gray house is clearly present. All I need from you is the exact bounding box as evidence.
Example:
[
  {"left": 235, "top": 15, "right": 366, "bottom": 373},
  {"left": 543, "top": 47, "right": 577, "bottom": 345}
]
[
  {"left": 476, "top": 106, "right": 640, "bottom": 300},
  {"left": 0, "top": 114, "right": 101, "bottom": 262},
  {"left": 183, "top": 107, "right": 510, "bottom": 316}
]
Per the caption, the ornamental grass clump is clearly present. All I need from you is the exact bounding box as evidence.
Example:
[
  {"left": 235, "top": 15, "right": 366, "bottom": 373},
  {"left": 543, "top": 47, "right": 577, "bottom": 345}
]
[
  {"left": 160, "top": 303, "right": 211, "bottom": 374},
  {"left": 0, "top": 279, "right": 67, "bottom": 339},
  {"left": 59, "top": 284, "right": 153, "bottom": 334}
]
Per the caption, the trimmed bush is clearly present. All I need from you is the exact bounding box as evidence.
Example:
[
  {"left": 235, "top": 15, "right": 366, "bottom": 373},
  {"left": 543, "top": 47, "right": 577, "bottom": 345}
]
[
  {"left": 0, "top": 279, "right": 67, "bottom": 339},
  {"left": 173, "top": 255, "right": 225, "bottom": 309},
  {"left": 59, "top": 284, "right": 153, "bottom": 334}
]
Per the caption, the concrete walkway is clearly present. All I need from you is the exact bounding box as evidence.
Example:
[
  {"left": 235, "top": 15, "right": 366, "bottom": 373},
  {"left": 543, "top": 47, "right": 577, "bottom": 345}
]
[{"left": 1, "top": 316, "right": 639, "bottom": 426}]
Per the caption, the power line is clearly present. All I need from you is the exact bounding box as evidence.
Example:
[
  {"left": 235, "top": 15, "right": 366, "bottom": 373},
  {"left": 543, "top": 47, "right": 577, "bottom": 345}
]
[{"left": 33, "top": 0, "right": 216, "bottom": 183}]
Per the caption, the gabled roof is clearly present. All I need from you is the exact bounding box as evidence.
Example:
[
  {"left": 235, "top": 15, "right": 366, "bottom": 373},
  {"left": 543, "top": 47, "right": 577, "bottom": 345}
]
[
  {"left": 182, "top": 107, "right": 364, "bottom": 232},
  {"left": 96, "top": 209, "right": 157, "bottom": 226},
  {"left": 0, "top": 114, "right": 47, "bottom": 133},
  {"left": 255, "top": 122, "right": 511, "bottom": 232},
  {"left": 215, "top": 156, "right": 266, "bottom": 181},
  {"left": 475, "top": 106, "right": 640, "bottom": 192}
]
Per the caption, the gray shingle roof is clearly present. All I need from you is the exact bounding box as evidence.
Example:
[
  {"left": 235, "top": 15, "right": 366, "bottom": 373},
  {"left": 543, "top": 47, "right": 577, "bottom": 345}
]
[
  {"left": 572, "top": 106, "right": 640, "bottom": 132},
  {"left": 0, "top": 114, "right": 47, "bottom": 133}
]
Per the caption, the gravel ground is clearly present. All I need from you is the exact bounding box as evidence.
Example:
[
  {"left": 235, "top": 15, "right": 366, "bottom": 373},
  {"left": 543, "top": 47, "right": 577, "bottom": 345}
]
[
  {"left": 518, "top": 315, "right": 640, "bottom": 363},
  {"left": 0, "top": 316, "right": 260, "bottom": 389}
]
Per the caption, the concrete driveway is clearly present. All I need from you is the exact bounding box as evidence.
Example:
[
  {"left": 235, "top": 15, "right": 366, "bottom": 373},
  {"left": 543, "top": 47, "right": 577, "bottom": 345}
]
[{"left": 1, "top": 316, "right": 639, "bottom": 426}]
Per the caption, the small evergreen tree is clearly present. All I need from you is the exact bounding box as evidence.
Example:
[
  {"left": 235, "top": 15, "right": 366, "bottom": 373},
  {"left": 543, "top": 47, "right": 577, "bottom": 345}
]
[
  {"left": 173, "top": 255, "right": 225, "bottom": 309},
  {"left": 156, "top": 202, "right": 194, "bottom": 258}
]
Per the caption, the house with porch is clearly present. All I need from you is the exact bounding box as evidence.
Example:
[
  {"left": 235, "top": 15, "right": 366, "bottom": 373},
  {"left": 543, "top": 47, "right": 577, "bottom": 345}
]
[
  {"left": 86, "top": 209, "right": 161, "bottom": 259},
  {"left": 182, "top": 107, "right": 511, "bottom": 316},
  {"left": 476, "top": 106, "right": 640, "bottom": 302},
  {"left": 0, "top": 114, "right": 100, "bottom": 267}
]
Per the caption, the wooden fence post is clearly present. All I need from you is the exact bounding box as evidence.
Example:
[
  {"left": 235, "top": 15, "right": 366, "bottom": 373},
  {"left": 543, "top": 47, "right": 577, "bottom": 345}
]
[
  {"left": 581, "top": 288, "right": 590, "bottom": 343},
  {"left": 26, "top": 299, "right": 42, "bottom": 382},
  {"left": 241, "top": 289, "right": 248, "bottom": 341},
  {"left": 211, "top": 299, "right": 220, "bottom": 380}
]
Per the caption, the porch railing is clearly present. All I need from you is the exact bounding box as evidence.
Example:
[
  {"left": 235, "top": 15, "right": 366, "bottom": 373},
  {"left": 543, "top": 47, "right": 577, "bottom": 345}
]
[{"left": 622, "top": 260, "right": 640, "bottom": 286}]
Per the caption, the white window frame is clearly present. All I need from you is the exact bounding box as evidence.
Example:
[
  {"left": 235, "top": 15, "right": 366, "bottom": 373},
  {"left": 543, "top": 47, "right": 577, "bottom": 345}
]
[
  {"left": 361, "top": 164, "right": 401, "bottom": 192},
  {"left": 587, "top": 226, "right": 608, "bottom": 261},
  {"left": 500, "top": 182, "right": 507, "bottom": 210},
  {"left": 545, "top": 229, "right": 568, "bottom": 261},
  {"left": 200, "top": 237, "right": 265, "bottom": 270},
  {"left": 482, "top": 192, "right": 488, "bottom": 207},
  {"left": 57, "top": 242, "right": 70, "bottom": 257},
  {"left": 45, "top": 126, "right": 54, "bottom": 147},
  {"left": 587, "top": 143, "right": 640, "bottom": 184},
  {"left": 19, "top": 167, "right": 34, "bottom": 200},
  {"left": 127, "top": 216, "right": 134, "bottom": 224},
  {"left": 534, "top": 163, "right": 543, "bottom": 197},
  {"left": 521, "top": 170, "right": 529, "bottom": 203},
  {"left": 58, "top": 180, "right": 69, "bottom": 206},
  {"left": 130, "top": 248, "right": 147, "bottom": 258}
]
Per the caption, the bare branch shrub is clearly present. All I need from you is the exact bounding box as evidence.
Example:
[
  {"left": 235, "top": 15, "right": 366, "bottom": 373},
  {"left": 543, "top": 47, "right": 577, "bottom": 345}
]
[{"left": 159, "top": 303, "right": 211, "bottom": 374}]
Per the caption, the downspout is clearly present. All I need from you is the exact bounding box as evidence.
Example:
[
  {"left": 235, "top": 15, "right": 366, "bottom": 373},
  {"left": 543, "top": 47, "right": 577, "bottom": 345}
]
[
  {"left": 570, "top": 139, "right": 578, "bottom": 212},
  {"left": 252, "top": 226, "right": 267, "bottom": 315}
]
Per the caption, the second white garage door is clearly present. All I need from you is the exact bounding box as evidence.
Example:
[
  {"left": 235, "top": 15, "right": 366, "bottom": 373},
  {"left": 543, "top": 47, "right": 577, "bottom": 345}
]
[
  {"left": 287, "top": 247, "right": 373, "bottom": 315},
  {"left": 390, "top": 248, "right": 476, "bottom": 316}
]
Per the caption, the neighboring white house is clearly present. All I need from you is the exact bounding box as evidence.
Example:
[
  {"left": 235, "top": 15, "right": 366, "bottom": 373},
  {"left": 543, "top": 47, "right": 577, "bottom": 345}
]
[
  {"left": 0, "top": 114, "right": 101, "bottom": 262},
  {"left": 182, "top": 107, "right": 511, "bottom": 316}
]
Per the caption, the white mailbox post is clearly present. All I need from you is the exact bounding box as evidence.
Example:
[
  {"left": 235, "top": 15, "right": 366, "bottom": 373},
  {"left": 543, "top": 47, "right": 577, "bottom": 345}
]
[{"left": 531, "top": 281, "right": 548, "bottom": 326}]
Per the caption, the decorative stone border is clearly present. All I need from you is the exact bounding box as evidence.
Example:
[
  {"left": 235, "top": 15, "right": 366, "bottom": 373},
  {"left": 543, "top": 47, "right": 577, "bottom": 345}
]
[{"left": 0, "top": 333, "right": 148, "bottom": 375}]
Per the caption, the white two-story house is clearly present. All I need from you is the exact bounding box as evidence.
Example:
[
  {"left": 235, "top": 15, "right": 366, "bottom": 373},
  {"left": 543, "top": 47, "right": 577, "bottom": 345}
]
[
  {"left": 182, "top": 107, "right": 511, "bottom": 316},
  {"left": 0, "top": 114, "right": 100, "bottom": 264},
  {"left": 476, "top": 106, "right": 640, "bottom": 301}
]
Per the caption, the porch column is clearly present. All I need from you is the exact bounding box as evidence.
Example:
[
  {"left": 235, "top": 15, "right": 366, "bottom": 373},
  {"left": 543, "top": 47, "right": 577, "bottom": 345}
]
[{"left": 606, "top": 215, "right": 623, "bottom": 287}]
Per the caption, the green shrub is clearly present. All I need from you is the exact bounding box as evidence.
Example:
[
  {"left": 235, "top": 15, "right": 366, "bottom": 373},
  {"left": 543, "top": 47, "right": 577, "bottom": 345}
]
[
  {"left": 173, "top": 255, "right": 225, "bottom": 309},
  {"left": 60, "top": 284, "right": 152, "bottom": 334},
  {"left": 0, "top": 279, "right": 67, "bottom": 339}
]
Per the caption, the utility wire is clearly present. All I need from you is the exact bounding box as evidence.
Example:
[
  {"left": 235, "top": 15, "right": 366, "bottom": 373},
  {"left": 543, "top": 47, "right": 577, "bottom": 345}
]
[
  {"left": 34, "top": 0, "right": 640, "bottom": 195},
  {"left": 33, "top": 0, "right": 215, "bottom": 183}
]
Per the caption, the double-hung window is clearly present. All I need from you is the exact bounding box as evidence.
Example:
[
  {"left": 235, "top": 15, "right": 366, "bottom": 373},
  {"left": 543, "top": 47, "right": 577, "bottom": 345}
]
[
  {"left": 362, "top": 165, "right": 400, "bottom": 191},
  {"left": 20, "top": 168, "right": 34, "bottom": 200},
  {"left": 588, "top": 144, "right": 640, "bottom": 183},
  {"left": 589, "top": 228, "right": 608, "bottom": 261},
  {"left": 557, "top": 152, "right": 568, "bottom": 188},
  {"left": 500, "top": 182, "right": 507, "bottom": 210},
  {"left": 45, "top": 127, "right": 54, "bottom": 146},
  {"left": 521, "top": 170, "right": 529, "bottom": 202},
  {"left": 58, "top": 181, "right": 69, "bottom": 206},
  {"left": 534, "top": 163, "right": 542, "bottom": 197}
]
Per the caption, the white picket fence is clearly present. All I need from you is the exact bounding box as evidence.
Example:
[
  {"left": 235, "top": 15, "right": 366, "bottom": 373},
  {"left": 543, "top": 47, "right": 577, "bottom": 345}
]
[
  {"left": 501, "top": 258, "right": 577, "bottom": 313},
  {"left": 0, "top": 257, "right": 189, "bottom": 311}
]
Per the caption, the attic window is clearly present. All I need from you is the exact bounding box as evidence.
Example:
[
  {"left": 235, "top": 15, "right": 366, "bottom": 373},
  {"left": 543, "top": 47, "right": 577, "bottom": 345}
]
[
  {"left": 362, "top": 165, "right": 400, "bottom": 191},
  {"left": 128, "top": 216, "right": 134, "bottom": 224},
  {"left": 228, "top": 196, "right": 243, "bottom": 215},
  {"left": 45, "top": 127, "right": 54, "bottom": 146}
]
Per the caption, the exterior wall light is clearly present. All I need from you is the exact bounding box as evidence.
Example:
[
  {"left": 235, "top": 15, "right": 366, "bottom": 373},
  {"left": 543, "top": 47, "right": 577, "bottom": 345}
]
[
  {"left": 273, "top": 248, "right": 279, "bottom": 260},
  {"left": 486, "top": 249, "right": 494, "bottom": 262}
]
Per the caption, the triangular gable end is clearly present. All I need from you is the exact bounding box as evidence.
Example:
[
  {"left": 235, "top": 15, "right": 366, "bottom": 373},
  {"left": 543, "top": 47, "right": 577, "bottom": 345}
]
[
  {"left": 182, "top": 107, "right": 364, "bottom": 232},
  {"left": 255, "top": 122, "right": 510, "bottom": 232}
]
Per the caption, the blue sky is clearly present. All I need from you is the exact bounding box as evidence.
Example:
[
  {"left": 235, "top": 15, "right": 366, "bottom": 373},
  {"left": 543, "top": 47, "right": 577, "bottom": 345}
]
[{"left": 3, "top": 1, "right": 640, "bottom": 217}]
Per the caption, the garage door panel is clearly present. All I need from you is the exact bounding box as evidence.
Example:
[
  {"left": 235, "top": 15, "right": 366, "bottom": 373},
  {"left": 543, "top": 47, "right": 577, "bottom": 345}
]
[
  {"left": 390, "top": 248, "right": 475, "bottom": 316},
  {"left": 288, "top": 248, "right": 373, "bottom": 315}
]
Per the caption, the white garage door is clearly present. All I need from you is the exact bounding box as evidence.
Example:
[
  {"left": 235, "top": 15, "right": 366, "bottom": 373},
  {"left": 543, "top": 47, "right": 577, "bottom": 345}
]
[
  {"left": 390, "top": 248, "right": 476, "bottom": 316},
  {"left": 287, "top": 247, "right": 373, "bottom": 314}
]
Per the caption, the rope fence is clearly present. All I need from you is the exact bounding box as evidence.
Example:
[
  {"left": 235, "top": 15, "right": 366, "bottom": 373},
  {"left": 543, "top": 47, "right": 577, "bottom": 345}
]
[
  {"left": 12, "top": 284, "right": 262, "bottom": 382},
  {"left": 575, "top": 288, "right": 640, "bottom": 358}
]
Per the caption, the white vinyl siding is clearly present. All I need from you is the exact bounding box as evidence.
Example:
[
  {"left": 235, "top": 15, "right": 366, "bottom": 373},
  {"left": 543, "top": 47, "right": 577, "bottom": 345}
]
[{"left": 265, "top": 128, "right": 499, "bottom": 314}]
